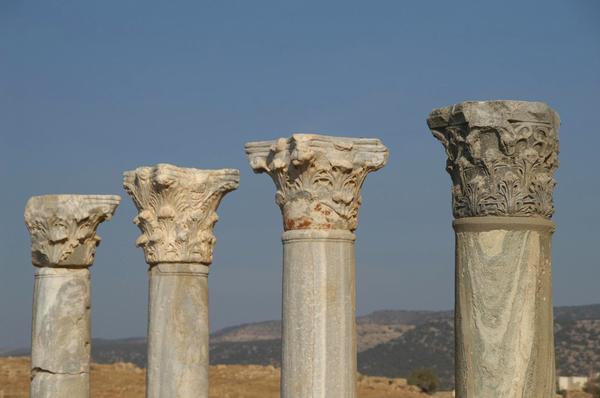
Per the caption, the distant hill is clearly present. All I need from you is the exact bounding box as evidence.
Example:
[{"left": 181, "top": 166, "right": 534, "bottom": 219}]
[
  {"left": 554, "top": 304, "right": 600, "bottom": 322},
  {"left": 92, "top": 338, "right": 147, "bottom": 368},
  {"left": 4, "top": 304, "right": 599, "bottom": 388},
  {"left": 358, "top": 319, "right": 454, "bottom": 388},
  {"left": 555, "top": 319, "right": 600, "bottom": 376},
  {"left": 211, "top": 321, "right": 281, "bottom": 344},
  {"left": 210, "top": 339, "right": 281, "bottom": 367},
  {"left": 357, "top": 309, "right": 452, "bottom": 326}
]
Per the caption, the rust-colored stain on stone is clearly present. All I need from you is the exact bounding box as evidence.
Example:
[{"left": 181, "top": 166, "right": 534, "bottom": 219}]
[
  {"left": 285, "top": 219, "right": 295, "bottom": 230},
  {"left": 285, "top": 217, "right": 336, "bottom": 231},
  {"left": 314, "top": 203, "right": 332, "bottom": 216},
  {"left": 297, "top": 219, "right": 312, "bottom": 229},
  {"left": 246, "top": 134, "right": 389, "bottom": 233}
]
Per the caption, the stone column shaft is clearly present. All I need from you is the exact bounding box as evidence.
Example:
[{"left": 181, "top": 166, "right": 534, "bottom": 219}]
[
  {"left": 454, "top": 217, "right": 555, "bottom": 396},
  {"left": 282, "top": 230, "right": 356, "bottom": 397},
  {"left": 123, "top": 163, "right": 239, "bottom": 398},
  {"left": 246, "top": 134, "right": 388, "bottom": 398},
  {"left": 146, "top": 263, "right": 209, "bottom": 397},
  {"left": 24, "top": 194, "right": 120, "bottom": 398},
  {"left": 428, "top": 100, "right": 560, "bottom": 397}
]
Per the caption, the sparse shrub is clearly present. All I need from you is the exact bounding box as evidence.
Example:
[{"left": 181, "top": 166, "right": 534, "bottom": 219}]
[
  {"left": 407, "top": 368, "right": 438, "bottom": 394},
  {"left": 585, "top": 375, "right": 600, "bottom": 398}
]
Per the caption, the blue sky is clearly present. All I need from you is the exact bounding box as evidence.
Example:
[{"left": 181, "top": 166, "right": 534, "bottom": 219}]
[{"left": 1, "top": 1, "right": 599, "bottom": 349}]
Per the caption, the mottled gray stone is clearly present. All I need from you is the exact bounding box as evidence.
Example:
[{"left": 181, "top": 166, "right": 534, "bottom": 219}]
[
  {"left": 427, "top": 100, "right": 560, "bottom": 219},
  {"left": 246, "top": 134, "right": 388, "bottom": 398},
  {"left": 24, "top": 194, "right": 120, "bottom": 398},
  {"left": 123, "top": 164, "right": 239, "bottom": 398},
  {"left": 427, "top": 101, "right": 560, "bottom": 398},
  {"left": 454, "top": 217, "right": 556, "bottom": 397}
]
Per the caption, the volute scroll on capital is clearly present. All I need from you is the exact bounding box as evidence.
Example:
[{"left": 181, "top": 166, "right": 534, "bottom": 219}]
[
  {"left": 24, "top": 194, "right": 121, "bottom": 268},
  {"left": 245, "top": 133, "right": 388, "bottom": 232},
  {"left": 123, "top": 163, "right": 240, "bottom": 265},
  {"left": 427, "top": 100, "right": 560, "bottom": 219}
]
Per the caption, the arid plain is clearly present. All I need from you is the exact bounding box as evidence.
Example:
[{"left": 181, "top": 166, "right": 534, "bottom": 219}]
[{"left": 0, "top": 357, "right": 450, "bottom": 398}]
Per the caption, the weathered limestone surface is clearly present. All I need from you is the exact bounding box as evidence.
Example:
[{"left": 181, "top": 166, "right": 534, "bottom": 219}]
[
  {"left": 146, "top": 263, "right": 209, "bottom": 397},
  {"left": 246, "top": 134, "right": 388, "bottom": 231},
  {"left": 123, "top": 163, "right": 239, "bottom": 398},
  {"left": 24, "top": 195, "right": 121, "bottom": 267},
  {"left": 282, "top": 229, "right": 356, "bottom": 397},
  {"left": 428, "top": 101, "right": 560, "bottom": 398},
  {"left": 246, "top": 134, "right": 388, "bottom": 398},
  {"left": 24, "top": 195, "right": 120, "bottom": 398}
]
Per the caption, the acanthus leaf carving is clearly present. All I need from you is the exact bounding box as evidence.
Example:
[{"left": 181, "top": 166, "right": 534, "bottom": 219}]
[
  {"left": 24, "top": 195, "right": 121, "bottom": 267},
  {"left": 427, "top": 101, "right": 560, "bottom": 219},
  {"left": 246, "top": 134, "right": 388, "bottom": 231},
  {"left": 123, "top": 163, "right": 239, "bottom": 265}
]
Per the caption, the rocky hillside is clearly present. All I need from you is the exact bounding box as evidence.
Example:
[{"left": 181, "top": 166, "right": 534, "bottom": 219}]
[
  {"left": 358, "top": 319, "right": 454, "bottom": 388},
  {"left": 357, "top": 306, "right": 600, "bottom": 389},
  {"left": 556, "top": 319, "right": 600, "bottom": 376},
  {"left": 4, "top": 304, "right": 599, "bottom": 389}
]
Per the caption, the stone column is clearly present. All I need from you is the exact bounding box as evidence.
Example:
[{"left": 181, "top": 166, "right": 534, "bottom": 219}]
[
  {"left": 123, "top": 163, "right": 239, "bottom": 398},
  {"left": 427, "top": 101, "right": 560, "bottom": 397},
  {"left": 24, "top": 194, "right": 120, "bottom": 398},
  {"left": 246, "top": 134, "right": 388, "bottom": 398}
]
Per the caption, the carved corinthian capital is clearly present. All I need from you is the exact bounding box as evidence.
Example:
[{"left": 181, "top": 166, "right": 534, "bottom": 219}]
[
  {"left": 123, "top": 164, "right": 239, "bottom": 265},
  {"left": 24, "top": 195, "right": 121, "bottom": 267},
  {"left": 246, "top": 134, "right": 388, "bottom": 231},
  {"left": 427, "top": 100, "right": 560, "bottom": 219}
]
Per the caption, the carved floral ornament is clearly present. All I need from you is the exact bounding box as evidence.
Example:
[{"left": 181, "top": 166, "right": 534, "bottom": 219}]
[
  {"left": 246, "top": 134, "right": 388, "bottom": 231},
  {"left": 123, "top": 164, "right": 239, "bottom": 265},
  {"left": 24, "top": 195, "right": 121, "bottom": 267},
  {"left": 427, "top": 101, "right": 560, "bottom": 219}
]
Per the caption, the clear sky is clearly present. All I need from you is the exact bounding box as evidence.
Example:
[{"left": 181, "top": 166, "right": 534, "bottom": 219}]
[{"left": 1, "top": 1, "right": 599, "bottom": 349}]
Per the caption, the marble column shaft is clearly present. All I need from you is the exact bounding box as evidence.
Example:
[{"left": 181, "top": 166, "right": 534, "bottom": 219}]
[
  {"left": 24, "top": 194, "right": 120, "bottom": 398},
  {"left": 428, "top": 101, "right": 560, "bottom": 397},
  {"left": 246, "top": 134, "right": 388, "bottom": 398},
  {"left": 123, "top": 163, "right": 239, "bottom": 398}
]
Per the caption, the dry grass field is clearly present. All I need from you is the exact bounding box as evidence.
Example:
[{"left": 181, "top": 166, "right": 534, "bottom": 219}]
[{"left": 0, "top": 356, "right": 441, "bottom": 398}]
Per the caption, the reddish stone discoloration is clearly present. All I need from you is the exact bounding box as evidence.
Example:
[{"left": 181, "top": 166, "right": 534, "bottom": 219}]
[
  {"left": 297, "top": 219, "right": 312, "bottom": 229},
  {"left": 282, "top": 204, "right": 340, "bottom": 231},
  {"left": 314, "top": 203, "right": 332, "bottom": 216},
  {"left": 285, "top": 217, "right": 336, "bottom": 230}
]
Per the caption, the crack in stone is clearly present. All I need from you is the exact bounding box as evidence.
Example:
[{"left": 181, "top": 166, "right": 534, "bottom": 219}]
[{"left": 31, "top": 366, "right": 88, "bottom": 378}]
